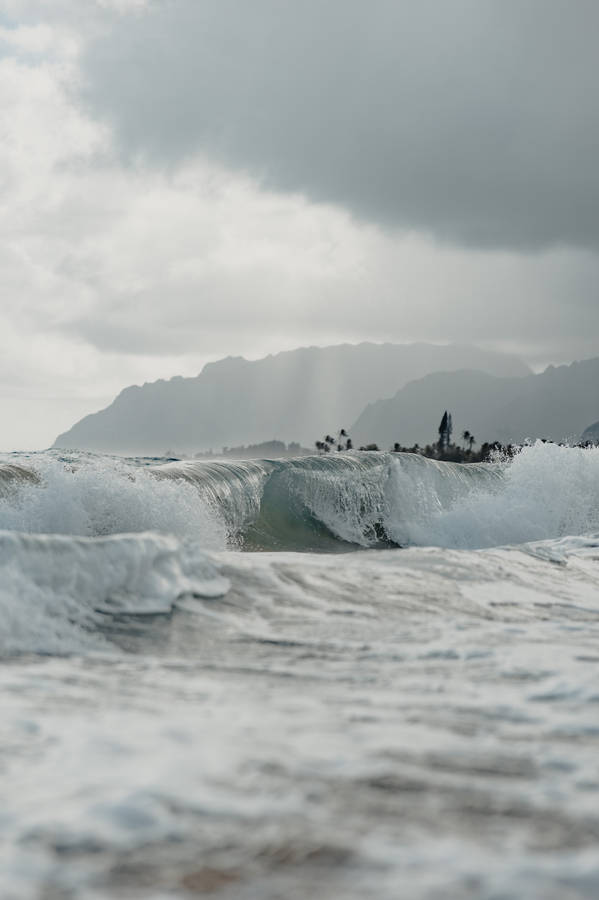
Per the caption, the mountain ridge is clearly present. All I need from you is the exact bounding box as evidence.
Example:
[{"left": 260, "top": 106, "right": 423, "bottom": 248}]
[
  {"left": 53, "top": 341, "right": 529, "bottom": 454},
  {"left": 351, "top": 357, "right": 599, "bottom": 448}
]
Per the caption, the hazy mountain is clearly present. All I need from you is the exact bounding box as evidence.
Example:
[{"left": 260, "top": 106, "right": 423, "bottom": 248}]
[
  {"left": 582, "top": 421, "right": 599, "bottom": 442},
  {"left": 54, "top": 342, "right": 529, "bottom": 455},
  {"left": 351, "top": 357, "right": 599, "bottom": 449}
]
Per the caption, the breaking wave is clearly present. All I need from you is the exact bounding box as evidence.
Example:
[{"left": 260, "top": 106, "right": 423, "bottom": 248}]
[
  {"left": 149, "top": 443, "right": 599, "bottom": 550},
  {"left": 1, "top": 443, "right": 598, "bottom": 656},
  {"left": 0, "top": 452, "right": 226, "bottom": 548},
  {"left": 387, "top": 441, "right": 599, "bottom": 548},
  {"left": 0, "top": 530, "right": 228, "bottom": 656},
  {"left": 2, "top": 442, "right": 599, "bottom": 552}
]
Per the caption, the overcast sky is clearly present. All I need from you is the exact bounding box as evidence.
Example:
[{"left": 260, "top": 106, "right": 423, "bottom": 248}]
[{"left": 1, "top": 0, "right": 598, "bottom": 449}]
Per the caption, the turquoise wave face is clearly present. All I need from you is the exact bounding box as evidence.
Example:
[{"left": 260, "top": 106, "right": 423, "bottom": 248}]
[{"left": 152, "top": 452, "right": 502, "bottom": 551}]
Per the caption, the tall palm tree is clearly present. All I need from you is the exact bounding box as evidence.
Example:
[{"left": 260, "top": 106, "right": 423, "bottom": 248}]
[
  {"left": 438, "top": 411, "right": 449, "bottom": 450},
  {"left": 462, "top": 429, "right": 471, "bottom": 449}
]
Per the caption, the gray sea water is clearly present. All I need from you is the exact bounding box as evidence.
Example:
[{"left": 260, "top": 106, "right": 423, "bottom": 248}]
[{"left": 1, "top": 443, "right": 598, "bottom": 899}]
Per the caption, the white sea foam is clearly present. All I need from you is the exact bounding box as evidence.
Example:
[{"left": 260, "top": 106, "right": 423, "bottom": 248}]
[
  {"left": 293, "top": 452, "right": 500, "bottom": 547},
  {"left": 0, "top": 452, "right": 226, "bottom": 547},
  {"left": 1, "top": 443, "right": 598, "bottom": 658},
  {"left": 2, "top": 537, "right": 599, "bottom": 899},
  {"left": 1, "top": 445, "right": 599, "bottom": 898},
  {"left": 387, "top": 442, "right": 599, "bottom": 549},
  {"left": 0, "top": 530, "right": 228, "bottom": 656}
]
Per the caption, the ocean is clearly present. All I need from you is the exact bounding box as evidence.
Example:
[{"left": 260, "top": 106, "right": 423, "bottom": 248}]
[{"left": 1, "top": 442, "right": 598, "bottom": 899}]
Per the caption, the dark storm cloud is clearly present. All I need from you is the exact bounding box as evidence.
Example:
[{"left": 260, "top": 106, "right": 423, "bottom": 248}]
[{"left": 82, "top": 0, "right": 599, "bottom": 252}]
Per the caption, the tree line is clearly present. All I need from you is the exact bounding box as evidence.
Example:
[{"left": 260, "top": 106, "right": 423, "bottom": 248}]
[{"left": 314, "top": 411, "right": 596, "bottom": 463}]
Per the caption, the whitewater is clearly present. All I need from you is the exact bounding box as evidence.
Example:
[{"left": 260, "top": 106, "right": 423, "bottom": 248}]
[{"left": 1, "top": 443, "right": 599, "bottom": 899}]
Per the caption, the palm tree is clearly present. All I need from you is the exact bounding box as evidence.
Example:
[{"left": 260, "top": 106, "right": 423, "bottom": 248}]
[
  {"left": 462, "top": 429, "right": 471, "bottom": 449},
  {"left": 469, "top": 433, "right": 476, "bottom": 452},
  {"left": 438, "top": 411, "right": 449, "bottom": 450}
]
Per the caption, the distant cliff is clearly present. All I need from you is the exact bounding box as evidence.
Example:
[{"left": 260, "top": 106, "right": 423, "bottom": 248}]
[
  {"left": 351, "top": 357, "right": 599, "bottom": 448},
  {"left": 581, "top": 420, "right": 599, "bottom": 443},
  {"left": 53, "top": 342, "right": 529, "bottom": 455}
]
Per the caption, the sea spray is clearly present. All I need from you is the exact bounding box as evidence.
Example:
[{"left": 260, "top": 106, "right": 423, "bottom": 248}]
[
  {"left": 387, "top": 441, "right": 599, "bottom": 548},
  {"left": 152, "top": 457, "right": 271, "bottom": 544},
  {"left": 0, "top": 453, "right": 226, "bottom": 548}
]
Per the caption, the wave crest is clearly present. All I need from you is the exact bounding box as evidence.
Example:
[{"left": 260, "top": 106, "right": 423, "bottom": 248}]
[
  {"left": 2, "top": 443, "right": 599, "bottom": 553},
  {"left": 0, "top": 530, "right": 228, "bottom": 656}
]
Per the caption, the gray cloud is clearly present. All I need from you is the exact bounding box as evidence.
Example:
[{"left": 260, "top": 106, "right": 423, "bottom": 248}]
[
  {"left": 1, "top": 2, "right": 598, "bottom": 450},
  {"left": 82, "top": 0, "right": 599, "bottom": 252}
]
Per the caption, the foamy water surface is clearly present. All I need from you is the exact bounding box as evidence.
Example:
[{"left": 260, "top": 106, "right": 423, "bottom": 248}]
[{"left": 1, "top": 444, "right": 598, "bottom": 899}]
